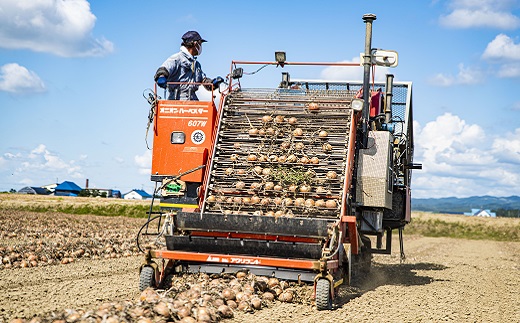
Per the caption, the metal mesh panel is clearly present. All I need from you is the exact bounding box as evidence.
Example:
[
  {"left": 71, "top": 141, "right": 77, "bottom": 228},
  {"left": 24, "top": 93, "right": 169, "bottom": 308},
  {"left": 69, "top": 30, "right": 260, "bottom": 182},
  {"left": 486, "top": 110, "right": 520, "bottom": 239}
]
[{"left": 202, "top": 88, "right": 355, "bottom": 219}]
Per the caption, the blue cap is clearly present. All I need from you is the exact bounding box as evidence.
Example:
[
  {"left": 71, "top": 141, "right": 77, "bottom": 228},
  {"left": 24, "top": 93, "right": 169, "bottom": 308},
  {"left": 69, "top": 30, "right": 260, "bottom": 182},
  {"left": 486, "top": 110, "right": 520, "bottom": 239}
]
[{"left": 182, "top": 31, "right": 207, "bottom": 43}]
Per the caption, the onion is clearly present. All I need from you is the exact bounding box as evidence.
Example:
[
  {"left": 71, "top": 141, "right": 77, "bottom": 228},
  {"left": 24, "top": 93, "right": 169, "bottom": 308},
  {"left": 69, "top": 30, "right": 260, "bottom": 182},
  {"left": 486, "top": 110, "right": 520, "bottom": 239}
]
[
  {"left": 326, "top": 171, "right": 338, "bottom": 179},
  {"left": 247, "top": 154, "right": 258, "bottom": 162},
  {"left": 253, "top": 166, "right": 263, "bottom": 175},
  {"left": 235, "top": 181, "right": 246, "bottom": 190},
  {"left": 266, "top": 127, "right": 275, "bottom": 136},
  {"left": 315, "top": 199, "right": 326, "bottom": 207},
  {"left": 325, "top": 199, "right": 337, "bottom": 208},
  {"left": 295, "top": 142, "right": 305, "bottom": 150},
  {"left": 308, "top": 102, "right": 319, "bottom": 111},
  {"left": 274, "top": 115, "right": 285, "bottom": 123},
  {"left": 262, "top": 115, "right": 273, "bottom": 123},
  {"left": 277, "top": 155, "right": 287, "bottom": 163},
  {"left": 279, "top": 290, "right": 294, "bottom": 303},
  {"left": 177, "top": 307, "right": 192, "bottom": 319},
  {"left": 292, "top": 128, "right": 303, "bottom": 137},
  {"left": 236, "top": 169, "right": 246, "bottom": 175},
  {"left": 299, "top": 156, "right": 310, "bottom": 164},
  {"left": 260, "top": 198, "right": 270, "bottom": 206},
  {"left": 222, "top": 288, "right": 236, "bottom": 300},
  {"left": 226, "top": 300, "right": 238, "bottom": 309},
  {"left": 310, "top": 157, "right": 320, "bottom": 164},
  {"left": 258, "top": 155, "right": 268, "bottom": 162},
  {"left": 294, "top": 197, "right": 305, "bottom": 207},
  {"left": 242, "top": 197, "right": 251, "bottom": 205},
  {"left": 283, "top": 198, "right": 293, "bottom": 206},
  {"left": 280, "top": 141, "right": 291, "bottom": 149},
  {"left": 316, "top": 186, "right": 327, "bottom": 194},
  {"left": 230, "top": 154, "right": 239, "bottom": 161},
  {"left": 262, "top": 292, "right": 275, "bottom": 302},
  {"left": 248, "top": 128, "right": 259, "bottom": 136},
  {"left": 154, "top": 302, "right": 170, "bottom": 317},
  {"left": 288, "top": 184, "right": 298, "bottom": 192},
  {"left": 288, "top": 116, "right": 298, "bottom": 124},
  {"left": 225, "top": 168, "right": 234, "bottom": 175},
  {"left": 237, "top": 301, "right": 251, "bottom": 312},
  {"left": 258, "top": 128, "right": 266, "bottom": 136},
  {"left": 273, "top": 184, "right": 283, "bottom": 191},
  {"left": 218, "top": 305, "right": 233, "bottom": 318},
  {"left": 268, "top": 277, "right": 280, "bottom": 288},
  {"left": 287, "top": 154, "right": 297, "bottom": 163},
  {"left": 206, "top": 195, "right": 216, "bottom": 203},
  {"left": 299, "top": 184, "right": 311, "bottom": 193},
  {"left": 322, "top": 143, "right": 333, "bottom": 152},
  {"left": 250, "top": 297, "right": 262, "bottom": 310},
  {"left": 305, "top": 199, "right": 315, "bottom": 207},
  {"left": 233, "top": 197, "right": 243, "bottom": 204},
  {"left": 318, "top": 130, "right": 328, "bottom": 138},
  {"left": 273, "top": 197, "right": 283, "bottom": 205},
  {"left": 264, "top": 182, "right": 275, "bottom": 190},
  {"left": 251, "top": 196, "right": 261, "bottom": 204},
  {"left": 262, "top": 168, "right": 272, "bottom": 176},
  {"left": 268, "top": 155, "right": 278, "bottom": 162},
  {"left": 265, "top": 211, "right": 275, "bottom": 217}
]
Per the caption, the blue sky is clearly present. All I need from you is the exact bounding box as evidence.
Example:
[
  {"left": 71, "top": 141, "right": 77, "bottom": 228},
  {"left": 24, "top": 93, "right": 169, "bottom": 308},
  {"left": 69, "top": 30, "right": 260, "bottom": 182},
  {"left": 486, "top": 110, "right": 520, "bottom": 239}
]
[{"left": 1, "top": 0, "right": 519, "bottom": 198}]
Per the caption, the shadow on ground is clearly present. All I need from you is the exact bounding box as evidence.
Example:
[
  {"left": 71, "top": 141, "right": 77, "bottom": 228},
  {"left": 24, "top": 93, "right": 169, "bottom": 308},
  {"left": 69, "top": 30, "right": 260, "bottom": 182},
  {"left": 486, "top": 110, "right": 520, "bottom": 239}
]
[{"left": 332, "top": 261, "right": 448, "bottom": 309}]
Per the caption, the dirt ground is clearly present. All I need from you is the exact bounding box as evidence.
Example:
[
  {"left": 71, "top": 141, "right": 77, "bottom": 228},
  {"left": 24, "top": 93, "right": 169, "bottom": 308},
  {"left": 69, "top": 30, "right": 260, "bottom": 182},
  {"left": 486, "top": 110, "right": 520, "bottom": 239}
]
[{"left": 0, "top": 209, "right": 519, "bottom": 322}]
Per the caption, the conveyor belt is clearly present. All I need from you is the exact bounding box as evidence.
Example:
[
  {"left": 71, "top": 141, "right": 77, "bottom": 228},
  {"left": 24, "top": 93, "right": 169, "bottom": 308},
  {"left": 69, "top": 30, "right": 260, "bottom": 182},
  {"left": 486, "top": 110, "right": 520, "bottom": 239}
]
[{"left": 202, "top": 88, "right": 356, "bottom": 219}]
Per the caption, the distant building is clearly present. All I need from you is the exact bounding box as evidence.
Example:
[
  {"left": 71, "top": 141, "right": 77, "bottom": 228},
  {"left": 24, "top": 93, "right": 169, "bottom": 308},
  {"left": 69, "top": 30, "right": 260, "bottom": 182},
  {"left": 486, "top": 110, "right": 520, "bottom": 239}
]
[
  {"left": 41, "top": 183, "right": 58, "bottom": 193},
  {"left": 18, "top": 186, "right": 51, "bottom": 195},
  {"left": 54, "top": 181, "right": 82, "bottom": 197},
  {"left": 464, "top": 208, "right": 497, "bottom": 217},
  {"left": 124, "top": 189, "right": 152, "bottom": 200}
]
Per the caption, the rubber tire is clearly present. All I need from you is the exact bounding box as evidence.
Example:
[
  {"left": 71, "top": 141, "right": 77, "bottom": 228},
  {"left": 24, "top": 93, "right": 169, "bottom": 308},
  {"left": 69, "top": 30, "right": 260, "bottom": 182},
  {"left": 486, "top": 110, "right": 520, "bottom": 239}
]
[
  {"left": 139, "top": 266, "right": 155, "bottom": 291},
  {"left": 316, "top": 279, "right": 332, "bottom": 310}
]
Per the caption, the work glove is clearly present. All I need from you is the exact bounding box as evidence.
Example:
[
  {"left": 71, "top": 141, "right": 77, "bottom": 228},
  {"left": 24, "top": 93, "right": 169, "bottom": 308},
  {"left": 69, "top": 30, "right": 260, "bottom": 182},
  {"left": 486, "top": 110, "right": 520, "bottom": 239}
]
[
  {"left": 154, "top": 67, "right": 169, "bottom": 89},
  {"left": 203, "top": 76, "right": 225, "bottom": 91},
  {"left": 157, "top": 76, "right": 167, "bottom": 89}
]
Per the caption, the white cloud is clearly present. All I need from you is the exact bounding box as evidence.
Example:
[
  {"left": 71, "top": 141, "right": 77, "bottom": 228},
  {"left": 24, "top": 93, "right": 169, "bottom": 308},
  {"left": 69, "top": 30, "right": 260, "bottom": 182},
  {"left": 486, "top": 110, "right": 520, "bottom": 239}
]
[
  {"left": 0, "top": 63, "right": 46, "bottom": 93},
  {"left": 439, "top": 0, "right": 520, "bottom": 29},
  {"left": 1, "top": 144, "right": 85, "bottom": 188},
  {"left": 429, "top": 63, "right": 483, "bottom": 86},
  {"left": 482, "top": 34, "right": 520, "bottom": 61},
  {"left": 491, "top": 128, "right": 520, "bottom": 164},
  {"left": 413, "top": 113, "right": 520, "bottom": 198},
  {"left": 0, "top": 0, "right": 113, "bottom": 57},
  {"left": 135, "top": 150, "right": 152, "bottom": 175},
  {"left": 320, "top": 57, "right": 389, "bottom": 82},
  {"left": 481, "top": 34, "right": 520, "bottom": 78}
]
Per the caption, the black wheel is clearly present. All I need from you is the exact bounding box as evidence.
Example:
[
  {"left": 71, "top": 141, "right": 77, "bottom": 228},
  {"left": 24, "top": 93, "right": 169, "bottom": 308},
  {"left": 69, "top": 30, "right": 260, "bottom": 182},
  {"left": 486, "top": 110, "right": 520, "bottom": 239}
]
[
  {"left": 139, "top": 266, "right": 156, "bottom": 291},
  {"left": 316, "top": 279, "right": 332, "bottom": 310}
]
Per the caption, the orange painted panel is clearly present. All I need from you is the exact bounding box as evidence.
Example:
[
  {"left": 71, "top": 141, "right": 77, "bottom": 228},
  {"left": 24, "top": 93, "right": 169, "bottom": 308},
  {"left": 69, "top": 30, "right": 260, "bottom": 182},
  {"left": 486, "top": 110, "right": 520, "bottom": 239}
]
[{"left": 151, "top": 100, "right": 216, "bottom": 182}]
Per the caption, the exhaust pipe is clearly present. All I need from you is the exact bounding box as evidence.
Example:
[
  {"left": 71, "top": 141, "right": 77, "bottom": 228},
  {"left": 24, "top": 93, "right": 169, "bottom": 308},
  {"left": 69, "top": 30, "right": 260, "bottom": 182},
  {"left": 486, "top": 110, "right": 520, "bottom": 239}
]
[{"left": 362, "top": 13, "right": 376, "bottom": 147}]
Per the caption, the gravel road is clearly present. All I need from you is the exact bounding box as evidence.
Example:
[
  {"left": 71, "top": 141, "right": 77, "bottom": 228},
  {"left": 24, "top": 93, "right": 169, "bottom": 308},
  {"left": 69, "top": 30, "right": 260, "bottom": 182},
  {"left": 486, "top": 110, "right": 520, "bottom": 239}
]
[{"left": 1, "top": 234, "right": 518, "bottom": 322}]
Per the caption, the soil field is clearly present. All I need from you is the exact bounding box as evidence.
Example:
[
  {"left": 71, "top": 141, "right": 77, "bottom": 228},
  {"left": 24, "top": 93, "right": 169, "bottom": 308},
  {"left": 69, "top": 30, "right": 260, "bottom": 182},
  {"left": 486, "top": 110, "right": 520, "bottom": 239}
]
[{"left": 0, "top": 195, "right": 519, "bottom": 322}]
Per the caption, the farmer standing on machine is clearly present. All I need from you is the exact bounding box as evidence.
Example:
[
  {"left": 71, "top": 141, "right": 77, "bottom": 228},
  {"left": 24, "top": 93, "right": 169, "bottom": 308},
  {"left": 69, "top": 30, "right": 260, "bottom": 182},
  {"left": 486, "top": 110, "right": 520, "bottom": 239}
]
[{"left": 154, "top": 31, "right": 222, "bottom": 100}]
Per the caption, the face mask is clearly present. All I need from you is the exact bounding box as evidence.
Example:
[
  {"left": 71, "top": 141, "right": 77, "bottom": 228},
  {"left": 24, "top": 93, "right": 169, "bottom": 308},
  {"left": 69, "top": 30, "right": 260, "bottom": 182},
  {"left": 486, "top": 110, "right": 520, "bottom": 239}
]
[{"left": 195, "top": 42, "right": 202, "bottom": 56}]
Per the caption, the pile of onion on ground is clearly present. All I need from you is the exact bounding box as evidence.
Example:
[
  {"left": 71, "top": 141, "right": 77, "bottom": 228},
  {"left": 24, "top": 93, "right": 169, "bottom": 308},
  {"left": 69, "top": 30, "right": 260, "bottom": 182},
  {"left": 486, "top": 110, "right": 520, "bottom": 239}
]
[
  {"left": 10, "top": 271, "right": 315, "bottom": 323},
  {"left": 0, "top": 210, "right": 143, "bottom": 270}
]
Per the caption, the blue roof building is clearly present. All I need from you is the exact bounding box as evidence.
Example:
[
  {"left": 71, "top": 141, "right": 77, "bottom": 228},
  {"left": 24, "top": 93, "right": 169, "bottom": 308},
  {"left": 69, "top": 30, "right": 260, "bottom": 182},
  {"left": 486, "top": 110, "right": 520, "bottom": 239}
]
[
  {"left": 123, "top": 189, "right": 152, "bottom": 200},
  {"left": 54, "top": 181, "right": 82, "bottom": 196}
]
